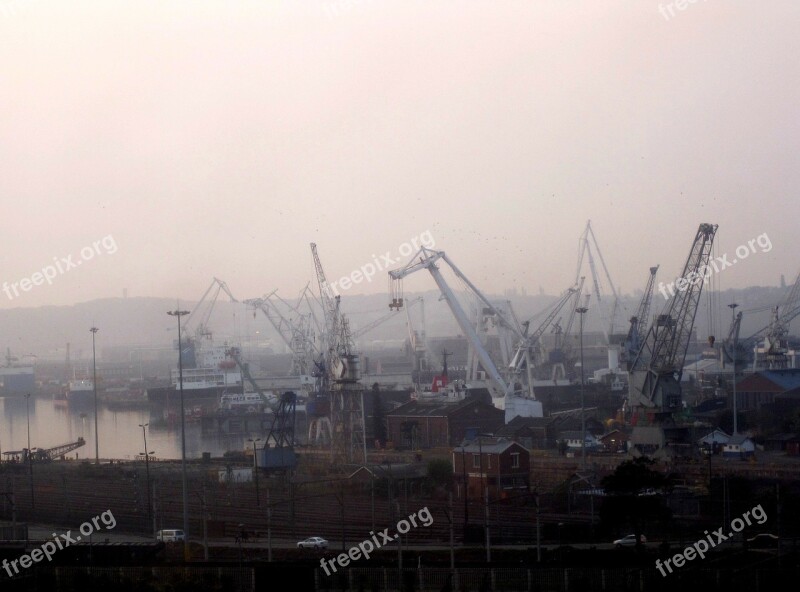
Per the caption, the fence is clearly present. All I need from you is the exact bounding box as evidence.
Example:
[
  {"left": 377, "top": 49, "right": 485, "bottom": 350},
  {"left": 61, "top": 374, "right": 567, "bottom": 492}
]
[{"left": 312, "top": 566, "right": 799, "bottom": 592}]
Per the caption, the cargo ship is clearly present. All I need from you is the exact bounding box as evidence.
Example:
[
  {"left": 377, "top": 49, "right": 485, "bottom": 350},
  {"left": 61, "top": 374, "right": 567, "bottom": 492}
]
[
  {"left": 0, "top": 349, "right": 36, "bottom": 397},
  {"left": 146, "top": 339, "right": 243, "bottom": 404},
  {"left": 66, "top": 379, "right": 95, "bottom": 408}
]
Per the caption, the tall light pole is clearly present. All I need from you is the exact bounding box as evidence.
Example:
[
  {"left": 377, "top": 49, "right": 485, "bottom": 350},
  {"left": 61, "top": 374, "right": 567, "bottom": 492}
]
[
  {"left": 167, "top": 309, "right": 190, "bottom": 561},
  {"left": 729, "top": 303, "right": 739, "bottom": 436},
  {"left": 576, "top": 307, "right": 588, "bottom": 469},
  {"left": 476, "top": 432, "right": 493, "bottom": 563},
  {"left": 139, "top": 423, "right": 153, "bottom": 523},
  {"left": 25, "top": 393, "right": 33, "bottom": 509},
  {"left": 90, "top": 327, "right": 99, "bottom": 464},
  {"left": 248, "top": 438, "right": 261, "bottom": 506}
]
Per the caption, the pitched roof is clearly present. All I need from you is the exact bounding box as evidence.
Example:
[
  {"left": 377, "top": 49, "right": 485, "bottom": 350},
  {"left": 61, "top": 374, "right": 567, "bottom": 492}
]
[
  {"left": 454, "top": 438, "right": 527, "bottom": 454},
  {"left": 737, "top": 370, "right": 800, "bottom": 393},
  {"left": 727, "top": 434, "right": 753, "bottom": 445}
]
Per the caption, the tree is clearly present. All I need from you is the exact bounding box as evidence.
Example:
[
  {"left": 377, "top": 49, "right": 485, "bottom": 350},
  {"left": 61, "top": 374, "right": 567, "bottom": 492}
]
[
  {"left": 427, "top": 458, "right": 453, "bottom": 488},
  {"left": 600, "top": 457, "right": 670, "bottom": 548}
]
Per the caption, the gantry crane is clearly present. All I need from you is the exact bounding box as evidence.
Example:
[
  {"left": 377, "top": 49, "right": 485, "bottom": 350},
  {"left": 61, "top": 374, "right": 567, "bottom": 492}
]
[
  {"left": 311, "top": 243, "right": 366, "bottom": 465},
  {"left": 184, "top": 277, "right": 238, "bottom": 343},
  {"left": 388, "top": 247, "right": 542, "bottom": 421},
  {"left": 574, "top": 220, "right": 625, "bottom": 342},
  {"left": 628, "top": 223, "right": 718, "bottom": 457}
]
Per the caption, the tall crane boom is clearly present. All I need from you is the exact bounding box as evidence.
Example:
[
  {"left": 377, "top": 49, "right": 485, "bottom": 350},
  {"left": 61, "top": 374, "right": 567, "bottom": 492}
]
[
  {"left": 629, "top": 223, "right": 717, "bottom": 412},
  {"left": 389, "top": 248, "right": 512, "bottom": 397},
  {"left": 575, "top": 221, "right": 623, "bottom": 340},
  {"left": 621, "top": 266, "right": 659, "bottom": 370},
  {"left": 627, "top": 224, "right": 717, "bottom": 459}
]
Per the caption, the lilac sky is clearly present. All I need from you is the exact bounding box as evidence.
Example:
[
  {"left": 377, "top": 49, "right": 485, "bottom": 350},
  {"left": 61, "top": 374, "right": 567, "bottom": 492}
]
[{"left": 1, "top": 0, "right": 798, "bottom": 309}]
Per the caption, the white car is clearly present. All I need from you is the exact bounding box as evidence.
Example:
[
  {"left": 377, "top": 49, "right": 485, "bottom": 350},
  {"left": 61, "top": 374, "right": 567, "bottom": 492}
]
[
  {"left": 297, "top": 536, "right": 328, "bottom": 549},
  {"left": 156, "top": 529, "right": 185, "bottom": 543},
  {"left": 613, "top": 534, "right": 646, "bottom": 548}
]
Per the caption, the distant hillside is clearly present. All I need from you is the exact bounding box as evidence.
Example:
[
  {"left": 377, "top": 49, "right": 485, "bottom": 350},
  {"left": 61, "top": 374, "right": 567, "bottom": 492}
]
[{"left": 0, "top": 284, "right": 792, "bottom": 362}]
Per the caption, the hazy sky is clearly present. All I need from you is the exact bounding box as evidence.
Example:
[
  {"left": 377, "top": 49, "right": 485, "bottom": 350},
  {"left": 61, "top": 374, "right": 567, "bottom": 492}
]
[{"left": 1, "top": 0, "right": 798, "bottom": 310}]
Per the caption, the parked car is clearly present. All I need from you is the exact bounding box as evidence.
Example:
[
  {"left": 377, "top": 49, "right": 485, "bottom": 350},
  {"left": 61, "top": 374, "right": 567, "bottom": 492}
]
[
  {"left": 156, "top": 529, "right": 185, "bottom": 543},
  {"left": 297, "top": 536, "right": 329, "bottom": 549},
  {"left": 613, "top": 534, "right": 646, "bottom": 548},
  {"left": 747, "top": 533, "right": 779, "bottom": 549}
]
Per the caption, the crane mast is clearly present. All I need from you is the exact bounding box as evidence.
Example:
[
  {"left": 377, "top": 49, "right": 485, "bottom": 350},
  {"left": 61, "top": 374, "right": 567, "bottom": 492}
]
[
  {"left": 628, "top": 223, "right": 717, "bottom": 457},
  {"left": 310, "top": 243, "right": 366, "bottom": 465}
]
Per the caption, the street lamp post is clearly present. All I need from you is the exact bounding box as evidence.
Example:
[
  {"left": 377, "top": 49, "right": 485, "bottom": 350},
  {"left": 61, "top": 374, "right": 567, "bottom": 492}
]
[
  {"left": 90, "top": 327, "right": 99, "bottom": 464},
  {"left": 25, "top": 393, "right": 33, "bottom": 509},
  {"left": 576, "top": 307, "right": 589, "bottom": 469},
  {"left": 248, "top": 438, "right": 262, "bottom": 506},
  {"left": 167, "top": 309, "right": 190, "bottom": 561},
  {"left": 476, "top": 432, "right": 493, "bottom": 564},
  {"left": 728, "top": 303, "right": 739, "bottom": 436},
  {"left": 139, "top": 423, "right": 154, "bottom": 523}
]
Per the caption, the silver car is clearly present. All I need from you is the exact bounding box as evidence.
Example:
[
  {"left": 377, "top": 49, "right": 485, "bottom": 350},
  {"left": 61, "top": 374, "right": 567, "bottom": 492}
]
[
  {"left": 613, "top": 534, "right": 646, "bottom": 548},
  {"left": 297, "top": 536, "right": 329, "bottom": 549}
]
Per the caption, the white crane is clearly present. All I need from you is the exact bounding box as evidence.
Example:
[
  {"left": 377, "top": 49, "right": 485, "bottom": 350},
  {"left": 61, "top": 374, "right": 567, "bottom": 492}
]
[
  {"left": 388, "top": 247, "right": 542, "bottom": 421},
  {"left": 311, "top": 243, "right": 366, "bottom": 465},
  {"left": 574, "top": 220, "right": 625, "bottom": 342}
]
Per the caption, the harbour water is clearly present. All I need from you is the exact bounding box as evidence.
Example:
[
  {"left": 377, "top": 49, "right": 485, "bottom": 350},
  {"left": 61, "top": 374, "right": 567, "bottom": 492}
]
[{"left": 0, "top": 395, "right": 250, "bottom": 461}]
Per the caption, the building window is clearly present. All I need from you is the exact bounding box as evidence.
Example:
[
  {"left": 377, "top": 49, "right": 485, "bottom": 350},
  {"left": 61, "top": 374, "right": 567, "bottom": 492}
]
[
  {"left": 487, "top": 454, "right": 491, "bottom": 469},
  {"left": 472, "top": 453, "right": 480, "bottom": 468},
  {"left": 511, "top": 452, "right": 520, "bottom": 468}
]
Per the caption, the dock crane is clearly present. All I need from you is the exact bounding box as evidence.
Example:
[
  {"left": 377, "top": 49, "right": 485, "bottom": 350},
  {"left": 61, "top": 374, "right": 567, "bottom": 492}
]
[
  {"left": 721, "top": 268, "right": 800, "bottom": 370},
  {"left": 311, "top": 243, "right": 366, "bottom": 465},
  {"left": 620, "top": 266, "right": 659, "bottom": 371},
  {"left": 754, "top": 268, "right": 800, "bottom": 370},
  {"left": 574, "top": 220, "right": 625, "bottom": 342},
  {"left": 627, "top": 223, "right": 718, "bottom": 457},
  {"left": 508, "top": 284, "right": 578, "bottom": 393},
  {"left": 184, "top": 277, "right": 238, "bottom": 343},
  {"left": 244, "top": 293, "right": 318, "bottom": 379},
  {"left": 388, "top": 247, "right": 542, "bottom": 421}
]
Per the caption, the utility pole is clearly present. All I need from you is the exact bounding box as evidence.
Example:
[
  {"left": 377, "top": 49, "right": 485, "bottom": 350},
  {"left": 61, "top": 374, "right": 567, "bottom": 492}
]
[
  {"left": 25, "top": 393, "right": 34, "bottom": 509},
  {"left": 267, "top": 487, "right": 272, "bottom": 562},
  {"left": 448, "top": 492, "right": 455, "bottom": 571},
  {"left": 167, "top": 309, "right": 190, "bottom": 561},
  {"left": 576, "top": 307, "right": 589, "bottom": 469},
  {"left": 90, "top": 327, "right": 99, "bottom": 464},
  {"left": 484, "top": 485, "right": 491, "bottom": 563},
  {"left": 139, "top": 423, "right": 153, "bottom": 522},
  {"left": 536, "top": 504, "right": 541, "bottom": 562},
  {"left": 729, "top": 303, "right": 739, "bottom": 435}
]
